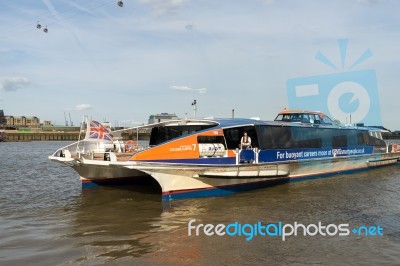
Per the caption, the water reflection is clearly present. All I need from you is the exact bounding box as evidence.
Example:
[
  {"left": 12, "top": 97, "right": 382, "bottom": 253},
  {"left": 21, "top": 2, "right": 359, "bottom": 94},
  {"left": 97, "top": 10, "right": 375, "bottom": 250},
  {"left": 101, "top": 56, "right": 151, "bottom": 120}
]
[
  {"left": 68, "top": 185, "right": 162, "bottom": 260},
  {"left": 67, "top": 165, "right": 400, "bottom": 264}
]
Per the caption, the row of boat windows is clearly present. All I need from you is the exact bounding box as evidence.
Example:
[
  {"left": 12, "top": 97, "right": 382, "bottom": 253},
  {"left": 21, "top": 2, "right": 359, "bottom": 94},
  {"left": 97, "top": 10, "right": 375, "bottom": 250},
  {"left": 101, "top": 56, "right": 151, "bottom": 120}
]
[
  {"left": 257, "top": 126, "right": 385, "bottom": 149},
  {"left": 274, "top": 113, "right": 334, "bottom": 124},
  {"left": 149, "top": 125, "right": 386, "bottom": 150},
  {"left": 223, "top": 126, "right": 385, "bottom": 150}
]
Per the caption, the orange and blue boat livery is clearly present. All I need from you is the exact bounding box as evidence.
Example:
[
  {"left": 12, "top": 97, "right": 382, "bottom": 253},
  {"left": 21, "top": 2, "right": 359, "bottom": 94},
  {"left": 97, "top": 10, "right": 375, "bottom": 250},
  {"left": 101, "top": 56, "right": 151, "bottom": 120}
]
[{"left": 49, "top": 110, "right": 400, "bottom": 201}]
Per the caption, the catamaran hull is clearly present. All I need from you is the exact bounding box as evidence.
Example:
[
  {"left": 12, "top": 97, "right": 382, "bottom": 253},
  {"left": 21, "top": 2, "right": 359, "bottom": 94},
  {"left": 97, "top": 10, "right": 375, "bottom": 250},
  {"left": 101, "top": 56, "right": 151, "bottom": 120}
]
[
  {"left": 48, "top": 156, "right": 152, "bottom": 188},
  {"left": 50, "top": 152, "right": 399, "bottom": 201},
  {"left": 120, "top": 152, "right": 399, "bottom": 201}
]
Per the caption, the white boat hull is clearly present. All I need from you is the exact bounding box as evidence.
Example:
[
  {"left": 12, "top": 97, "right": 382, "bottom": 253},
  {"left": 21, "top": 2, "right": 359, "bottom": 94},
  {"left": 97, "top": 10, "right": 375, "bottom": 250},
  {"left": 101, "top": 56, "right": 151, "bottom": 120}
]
[
  {"left": 116, "top": 152, "right": 400, "bottom": 201},
  {"left": 48, "top": 155, "right": 152, "bottom": 187}
]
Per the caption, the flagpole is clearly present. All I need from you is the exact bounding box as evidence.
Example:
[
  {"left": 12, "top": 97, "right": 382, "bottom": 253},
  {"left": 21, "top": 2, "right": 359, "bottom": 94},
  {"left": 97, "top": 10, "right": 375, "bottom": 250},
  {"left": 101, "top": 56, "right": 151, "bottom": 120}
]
[
  {"left": 136, "top": 125, "right": 139, "bottom": 147},
  {"left": 76, "top": 115, "right": 86, "bottom": 155}
]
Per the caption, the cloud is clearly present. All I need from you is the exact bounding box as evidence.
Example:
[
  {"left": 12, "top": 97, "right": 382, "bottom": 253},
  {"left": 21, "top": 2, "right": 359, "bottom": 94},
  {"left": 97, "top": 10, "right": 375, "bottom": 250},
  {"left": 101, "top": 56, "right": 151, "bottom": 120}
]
[
  {"left": 197, "top": 88, "right": 207, "bottom": 94},
  {"left": 0, "top": 77, "right": 31, "bottom": 91},
  {"left": 170, "top": 85, "right": 192, "bottom": 92},
  {"left": 75, "top": 104, "right": 93, "bottom": 111},
  {"left": 170, "top": 85, "right": 207, "bottom": 94},
  {"left": 138, "top": 0, "right": 187, "bottom": 14}
]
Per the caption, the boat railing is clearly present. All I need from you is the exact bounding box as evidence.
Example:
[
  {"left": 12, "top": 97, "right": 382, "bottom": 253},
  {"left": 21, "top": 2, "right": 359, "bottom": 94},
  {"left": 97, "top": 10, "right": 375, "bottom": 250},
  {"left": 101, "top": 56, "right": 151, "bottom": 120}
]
[
  {"left": 236, "top": 147, "right": 259, "bottom": 164},
  {"left": 385, "top": 141, "right": 400, "bottom": 153},
  {"left": 51, "top": 141, "right": 80, "bottom": 157},
  {"left": 52, "top": 139, "right": 151, "bottom": 162}
]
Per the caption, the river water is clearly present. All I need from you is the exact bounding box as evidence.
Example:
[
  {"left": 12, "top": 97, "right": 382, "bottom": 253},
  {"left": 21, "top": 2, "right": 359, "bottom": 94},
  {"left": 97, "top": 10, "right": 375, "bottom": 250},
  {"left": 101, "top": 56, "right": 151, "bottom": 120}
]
[{"left": 0, "top": 141, "right": 399, "bottom": 265}]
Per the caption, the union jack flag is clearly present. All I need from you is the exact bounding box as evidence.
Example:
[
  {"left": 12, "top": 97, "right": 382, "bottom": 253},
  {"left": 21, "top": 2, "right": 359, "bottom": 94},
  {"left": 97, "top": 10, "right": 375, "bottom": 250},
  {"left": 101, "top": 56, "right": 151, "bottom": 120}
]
[{"left": 88, "top": 120, "right": 113, "bottom": 141}]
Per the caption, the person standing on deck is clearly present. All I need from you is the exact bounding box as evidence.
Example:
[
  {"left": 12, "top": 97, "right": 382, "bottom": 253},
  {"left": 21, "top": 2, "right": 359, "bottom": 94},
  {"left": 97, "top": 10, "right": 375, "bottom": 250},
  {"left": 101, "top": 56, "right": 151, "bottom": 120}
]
[{"left": 240, "top": 131, "right": 252, "bottom": 149}]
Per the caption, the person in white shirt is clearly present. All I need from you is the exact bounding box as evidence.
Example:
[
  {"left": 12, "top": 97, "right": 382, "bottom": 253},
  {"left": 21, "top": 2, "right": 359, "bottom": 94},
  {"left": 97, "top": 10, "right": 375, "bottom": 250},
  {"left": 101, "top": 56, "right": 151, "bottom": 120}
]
[{"left": 240, "top": 131, "right": 252, "bottom": 149}]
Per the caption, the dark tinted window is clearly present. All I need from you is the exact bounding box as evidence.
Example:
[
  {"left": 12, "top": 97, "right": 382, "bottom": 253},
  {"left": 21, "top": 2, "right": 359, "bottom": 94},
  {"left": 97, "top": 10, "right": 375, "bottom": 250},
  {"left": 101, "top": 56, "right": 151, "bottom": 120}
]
[
  {"left": 255, "top": 125, "right": 385, "bottom": 150},
  {"left": 332, "top": 135, "right": 347, "bottom": 148},
  {"left": 197, "top": 136, "right": 226, "bottom": 147},
  {"left": 149, "top": 125, "right": 214, "bottom": 145}
]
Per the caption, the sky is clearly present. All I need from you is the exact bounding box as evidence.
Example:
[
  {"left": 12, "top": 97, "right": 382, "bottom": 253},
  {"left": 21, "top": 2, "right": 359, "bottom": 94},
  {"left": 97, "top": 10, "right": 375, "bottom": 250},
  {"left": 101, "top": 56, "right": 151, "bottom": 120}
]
[{"left": 0, "top": 0, "right": 399, "bottom": 129}]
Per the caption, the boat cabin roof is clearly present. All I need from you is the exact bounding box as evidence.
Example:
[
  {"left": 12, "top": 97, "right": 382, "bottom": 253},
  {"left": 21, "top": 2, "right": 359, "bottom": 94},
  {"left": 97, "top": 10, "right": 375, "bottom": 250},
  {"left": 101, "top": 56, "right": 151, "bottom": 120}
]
[{"left": 274, "top": 109, "right": 335, "bottom": 125}]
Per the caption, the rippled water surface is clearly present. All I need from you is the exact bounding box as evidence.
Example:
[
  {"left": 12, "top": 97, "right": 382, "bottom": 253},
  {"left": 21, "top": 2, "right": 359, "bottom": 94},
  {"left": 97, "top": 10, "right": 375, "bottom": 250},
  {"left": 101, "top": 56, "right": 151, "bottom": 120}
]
[{"left": 0, "top": 141, "right": 399, "bottom": 265}]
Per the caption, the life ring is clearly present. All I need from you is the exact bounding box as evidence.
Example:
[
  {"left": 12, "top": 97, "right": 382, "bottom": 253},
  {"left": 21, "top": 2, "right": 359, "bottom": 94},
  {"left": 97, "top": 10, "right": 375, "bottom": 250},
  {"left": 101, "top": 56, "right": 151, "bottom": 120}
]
[{"left": 125, "top": 140, "right": 137, "bottom": 152}]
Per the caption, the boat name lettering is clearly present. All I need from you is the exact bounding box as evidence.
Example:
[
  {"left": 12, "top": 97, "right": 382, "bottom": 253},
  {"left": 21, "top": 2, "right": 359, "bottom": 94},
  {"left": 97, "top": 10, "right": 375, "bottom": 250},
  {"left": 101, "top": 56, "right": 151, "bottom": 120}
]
[
  {"left": 170, "top": 144, "right": 196, "bottom": 152},
  {"left": 276, "top": 148, "right": 366, "bottom": 160},
  {"left": 332, "top": 148, "right": 365, "bottom": 155}
]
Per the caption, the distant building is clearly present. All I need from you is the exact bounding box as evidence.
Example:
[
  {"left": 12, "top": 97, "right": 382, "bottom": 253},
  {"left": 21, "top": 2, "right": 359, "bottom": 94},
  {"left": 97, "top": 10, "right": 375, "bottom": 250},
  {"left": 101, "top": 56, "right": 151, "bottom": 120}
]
[
  {"left": 25, "top": 116, "right": 40, "bottom": 127},
  {"left": 12, "top": 116, "right": 25, "bottom": 127},
  {"left": 44, "top": 120, "right": 53, "bottom": 127},
  {"left": 148, "top": 113, "right": 178, "bottom": 124},
  {"left": 2, "top": 112, "right": 40, "bottom": 128}
]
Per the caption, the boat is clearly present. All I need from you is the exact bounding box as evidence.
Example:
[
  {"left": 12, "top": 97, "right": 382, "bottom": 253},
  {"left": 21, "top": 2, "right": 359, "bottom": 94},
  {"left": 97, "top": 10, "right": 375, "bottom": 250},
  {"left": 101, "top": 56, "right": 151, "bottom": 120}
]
[{"left": 49, "top": 110, "right": 400, "bottom": 201}]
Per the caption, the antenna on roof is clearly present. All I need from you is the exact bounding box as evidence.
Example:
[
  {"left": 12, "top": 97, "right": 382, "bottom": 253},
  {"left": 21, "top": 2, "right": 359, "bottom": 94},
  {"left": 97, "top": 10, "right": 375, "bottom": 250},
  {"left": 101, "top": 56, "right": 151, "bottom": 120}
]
[{"left": 191, "top": 100, "right": 197, "bottom": 118}]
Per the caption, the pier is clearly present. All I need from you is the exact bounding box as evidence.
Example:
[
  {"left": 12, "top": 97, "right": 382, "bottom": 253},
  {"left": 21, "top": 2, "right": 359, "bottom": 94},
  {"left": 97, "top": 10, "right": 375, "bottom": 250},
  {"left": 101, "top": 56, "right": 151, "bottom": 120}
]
[
  {"left": 5, "top": 130, "right": 82, "bottom": 142},
  {"left": 3, "top": 128, "right": 151, "bottom": 142}
]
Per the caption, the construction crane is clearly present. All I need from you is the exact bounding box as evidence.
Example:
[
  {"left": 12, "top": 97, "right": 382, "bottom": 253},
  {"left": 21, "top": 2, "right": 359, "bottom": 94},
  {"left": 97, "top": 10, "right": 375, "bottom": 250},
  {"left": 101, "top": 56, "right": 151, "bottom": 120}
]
[
  {"left": 68, "top": 113, "right": 73, "bottom": 127},
  {"left": 64, "top": 112, "right": 69, "bottom": 126}
]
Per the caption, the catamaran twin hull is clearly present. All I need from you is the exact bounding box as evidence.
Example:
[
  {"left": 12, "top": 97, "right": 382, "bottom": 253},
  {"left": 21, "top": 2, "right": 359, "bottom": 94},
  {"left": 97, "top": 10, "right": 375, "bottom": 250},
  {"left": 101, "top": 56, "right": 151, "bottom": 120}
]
[{"left": 50, "top": 150, "right": 399, "bottom": 201}]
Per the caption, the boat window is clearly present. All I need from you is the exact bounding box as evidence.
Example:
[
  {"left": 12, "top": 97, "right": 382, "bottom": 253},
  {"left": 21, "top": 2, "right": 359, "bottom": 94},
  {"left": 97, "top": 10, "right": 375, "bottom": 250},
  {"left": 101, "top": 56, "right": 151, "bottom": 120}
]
[
  {"left": 357, "top": 132, "right": 368, "bottom": 145},
  {"left": 256, "top": 126, "right": 293, "bottom": 149},
  {"left": 197, "top": 136, "right": 226, "bottom": 148},
  {"left": 275, "top": 114, "right": 304, "bottom": 122},
  {"left": 374, "top": 132, "right": 381, "bottom": 139},
  {"left": 290, "top": 114, "right": 301, "bottom": 122},
  {"left": 149, "top": 125, "right": 215, "bottom": 145},
  {"left": 274, "top": 114, "right": 293, "bottom": 122},
  {"left": 301, "top": 114, "right": 310, "bottom": 123},
  {"left": 321, "top": 115, "right": 333, "bottom": 125},
  {"left": 332, "top": 135, "right": 347, "bottom": 148},
  {"left": 312, "top": 114, "right": 321, "bottom": 124},
  {"left": 290, "top": 126, "right": 322, "bottom": 148}
]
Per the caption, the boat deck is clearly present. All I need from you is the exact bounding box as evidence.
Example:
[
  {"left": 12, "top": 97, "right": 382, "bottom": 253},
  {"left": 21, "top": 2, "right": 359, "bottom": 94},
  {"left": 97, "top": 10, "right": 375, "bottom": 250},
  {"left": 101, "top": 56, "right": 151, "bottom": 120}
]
[{"left": 71, "top": 152, "right": 134, "bottom": 162}]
